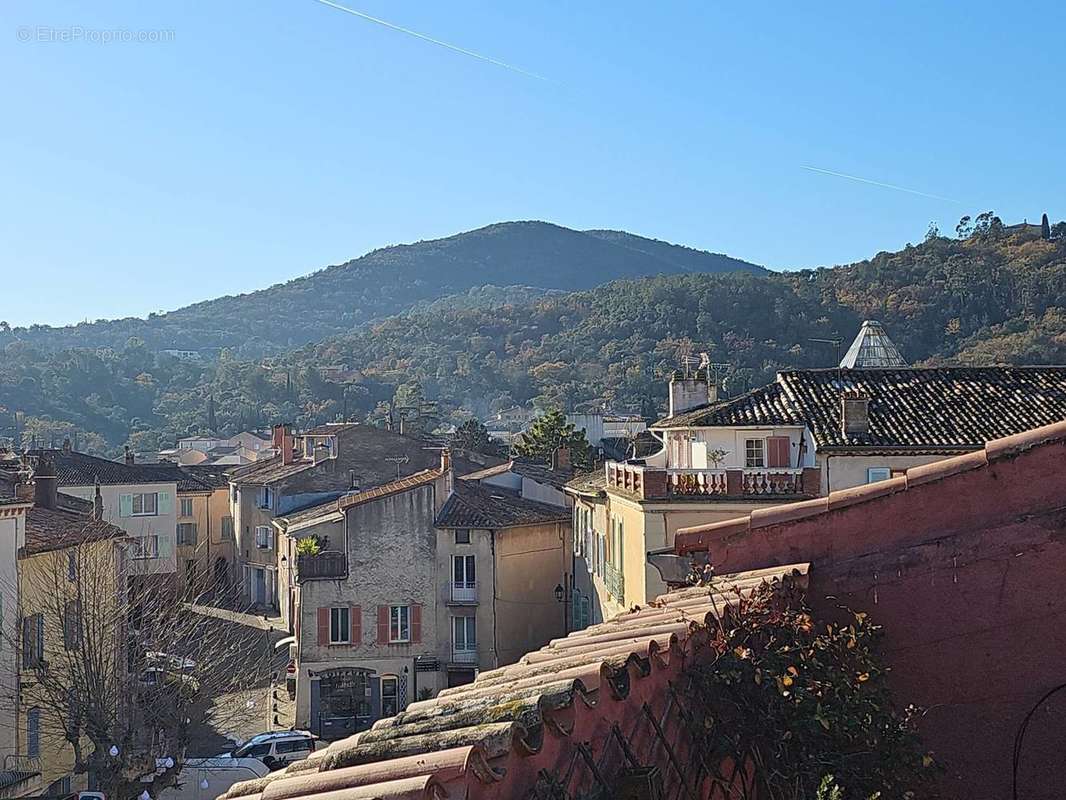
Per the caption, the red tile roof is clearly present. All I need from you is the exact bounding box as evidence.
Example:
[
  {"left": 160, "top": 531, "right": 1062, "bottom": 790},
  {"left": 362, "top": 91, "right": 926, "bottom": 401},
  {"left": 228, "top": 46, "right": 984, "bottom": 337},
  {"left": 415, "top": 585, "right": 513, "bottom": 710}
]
[
  {"left": 674, "top": 418, "right": 1066, "bottom": 555},
  {"left": 219, "top": 563, "right": 809, "bottom": 800},
  {"left": 275, "top": 469, "right": 443, "bottom": 528}
]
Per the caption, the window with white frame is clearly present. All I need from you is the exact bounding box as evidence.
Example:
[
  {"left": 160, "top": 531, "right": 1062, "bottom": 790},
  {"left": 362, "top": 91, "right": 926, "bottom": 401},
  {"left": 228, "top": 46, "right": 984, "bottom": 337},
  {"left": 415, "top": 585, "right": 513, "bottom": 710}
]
[
  {"left": 329, "top": 607, "right": 350, "bottom": 644},
  {"left": 179, "top": 497, "right": 194, "bottom": 518},
  {"left": 389, "top": 605, "right": 410, "bottom": 643},
  {"left": 255, "top": 525, "right": 273, "bottom": 549},
  {"left": 132, "top": 492, "right": 158, "bottom": 516},
  {"left": 744, "top": 439, "right": 766, "bottom": 468},
  {"left": 866, "top": 467, "right": 892, "bottom": 484},
  {"left": 131, "top": 535, "right": 159, "bottom": 559},
  {"left": 453, "top": 616, "right": 476, "bottom": 653},
  {"left": 257, "top": 486, "right": 273, "bottom": 510}
]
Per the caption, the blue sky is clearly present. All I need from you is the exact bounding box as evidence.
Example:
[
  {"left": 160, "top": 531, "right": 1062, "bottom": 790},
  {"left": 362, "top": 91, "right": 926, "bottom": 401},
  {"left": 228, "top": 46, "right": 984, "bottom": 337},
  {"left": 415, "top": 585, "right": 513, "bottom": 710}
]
[{"left": 3, "top": 0, "right": 1063, "bottom": 327}]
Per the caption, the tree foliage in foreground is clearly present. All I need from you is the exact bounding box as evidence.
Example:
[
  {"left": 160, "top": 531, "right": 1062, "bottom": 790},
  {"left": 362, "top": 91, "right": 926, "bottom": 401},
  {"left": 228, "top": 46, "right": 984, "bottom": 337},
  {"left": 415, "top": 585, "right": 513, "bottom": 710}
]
[{"left": 686, "top": 576, "right": 935, "bottom": 799}]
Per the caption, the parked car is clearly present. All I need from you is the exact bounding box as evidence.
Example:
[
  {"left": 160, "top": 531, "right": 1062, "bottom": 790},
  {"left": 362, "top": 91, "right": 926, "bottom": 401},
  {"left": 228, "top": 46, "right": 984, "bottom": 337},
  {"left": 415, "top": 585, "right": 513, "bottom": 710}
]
[
  {"left": 219, "top": 730, "right": 318, "bottom": 770},
  {"left": 156, "top": 757, "right": 269, "bottom": 800}
]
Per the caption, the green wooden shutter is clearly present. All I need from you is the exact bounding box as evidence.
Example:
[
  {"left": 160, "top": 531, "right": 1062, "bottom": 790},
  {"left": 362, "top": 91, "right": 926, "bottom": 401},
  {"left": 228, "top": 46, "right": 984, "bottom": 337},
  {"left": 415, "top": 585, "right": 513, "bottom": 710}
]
[
  {"left": 119, "top": 494, "right": 133, "bottom": 518},
  {"left": 157, "top": 491, "right": 172, "bottom": 515}
]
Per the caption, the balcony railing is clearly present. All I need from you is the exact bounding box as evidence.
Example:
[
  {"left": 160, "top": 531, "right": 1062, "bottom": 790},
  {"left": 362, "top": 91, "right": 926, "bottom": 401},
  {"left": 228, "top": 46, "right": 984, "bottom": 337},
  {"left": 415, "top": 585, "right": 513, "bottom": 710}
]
[
  {"left": 605, "top": 463, "right": 820, "bottom": 501},
  {"left": 604, "top": 562, "right": 625, "bottom": 601},
  {"left": 295, "top": 551, "right": 347, "bottom": 581},
  {"left": 452, "top": 648, "right": 478, "bottom": 665},
  {"left": 450, "top": 581, "right": 478, "bottom": 604}
]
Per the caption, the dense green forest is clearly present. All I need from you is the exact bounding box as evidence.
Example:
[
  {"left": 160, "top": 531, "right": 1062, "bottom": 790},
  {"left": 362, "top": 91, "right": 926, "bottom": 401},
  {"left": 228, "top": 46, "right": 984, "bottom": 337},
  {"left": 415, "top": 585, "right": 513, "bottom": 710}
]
[
  {"left": 3, "top": 215, "right": 1064, "bottom": 456},
  {"left": 1, "top": 222, "right": 761, "bottom": 358}
]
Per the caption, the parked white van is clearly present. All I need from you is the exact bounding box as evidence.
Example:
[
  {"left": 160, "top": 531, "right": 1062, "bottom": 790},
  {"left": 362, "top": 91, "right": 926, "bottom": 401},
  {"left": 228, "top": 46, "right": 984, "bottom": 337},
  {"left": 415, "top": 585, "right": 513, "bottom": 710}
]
[{"left": 157, "top": 757, "right": 270, "bottom": 800}]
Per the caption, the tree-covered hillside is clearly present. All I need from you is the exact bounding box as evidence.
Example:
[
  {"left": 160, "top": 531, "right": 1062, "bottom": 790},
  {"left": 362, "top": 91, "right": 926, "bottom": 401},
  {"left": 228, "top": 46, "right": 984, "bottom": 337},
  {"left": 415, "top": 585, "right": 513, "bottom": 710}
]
[
  {"left": 2, "top": 222, "right": 762, "bottom": 358},
  {"left": 3, "top": 216, "right": 1064, "bottom": 456}
]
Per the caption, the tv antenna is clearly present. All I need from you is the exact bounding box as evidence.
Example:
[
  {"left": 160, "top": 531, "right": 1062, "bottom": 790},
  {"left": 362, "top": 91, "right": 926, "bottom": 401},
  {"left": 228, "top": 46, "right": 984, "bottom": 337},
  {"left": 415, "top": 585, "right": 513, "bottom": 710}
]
[
  {"left": 808, "top": 336, "right": 843, "bottom": 366},
  {"left": 384, "top": 454, "right": 410, "bottom": 479}
]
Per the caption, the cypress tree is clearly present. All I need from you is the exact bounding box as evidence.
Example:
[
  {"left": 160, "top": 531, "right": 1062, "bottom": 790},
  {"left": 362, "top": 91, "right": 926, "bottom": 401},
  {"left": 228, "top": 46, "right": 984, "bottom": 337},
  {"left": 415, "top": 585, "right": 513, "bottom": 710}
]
[{"left": 1041, "top": 213, "right": 1051, "bottom": 240}]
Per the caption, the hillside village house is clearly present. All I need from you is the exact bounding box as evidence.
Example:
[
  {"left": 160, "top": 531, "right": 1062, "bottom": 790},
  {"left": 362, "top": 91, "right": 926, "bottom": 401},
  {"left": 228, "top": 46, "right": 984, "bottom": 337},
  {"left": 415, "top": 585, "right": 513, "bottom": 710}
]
[
  {"left": 27, "top": 444, "right": 183, "bottom": 583},
  {"left": 228, "top": 423, "right": 498, "bottom": 613},
  {"left": 567, "top": 321, "right": 1066, "bottom": 623},
  {"left": 175, "top": 465, "right": 236, "bottom": 598},
  {"left": 270, "top": 451, "right": 572, "bottom": 739}
]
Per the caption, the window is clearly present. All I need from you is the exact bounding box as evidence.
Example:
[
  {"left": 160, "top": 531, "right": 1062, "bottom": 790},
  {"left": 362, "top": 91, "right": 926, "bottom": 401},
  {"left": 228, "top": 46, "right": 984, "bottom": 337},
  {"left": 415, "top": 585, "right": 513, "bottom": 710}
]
[
  {"left": 132, "top": 492, "right": 158, "bottom": 516},
  {"left": 177, "top": 522, "right": 198, "bottom": 546},
  {"left": 329, "top": 607, "right": 350, "bottom": 644},
  {"left": 257, "top": 487, "right": 273, "bottom": 510},
  {"left": 179, "top": 497, "right": 194, "bottom": 518},
  {"left": 63, "top": 600, "right": 81, "bottom": 650},
  {"left": 389, "top": 605, "right": 410, "bottom": 643},
  {"left": 67, "top": 551, "right": 77, "bottom": 582},
  {"left": 454, "top": 529, "right": 470, "bottom": 544},
  {"left": 237, "top": 742, "right": 271, "bottom": 759},
  {"left": 23, "top": 614, "right": 44, "bottom": 667},
  {"left": 744, "top": 439, "right": 766, "bottom": 468},
  {"left": 381, "top": 675, "right": 399, "bottom": 718},
  {"left": 27, "top": 708, "right": 41, "bottom": 758},
  {"left": 221, "top": 516, "right": 235, "bottom": 540},
  {"left": 452, "top": 554, "right": 476, "bottom": 587},
  {"left": 867, "top": 467, "right": 892, "bottom": 484},
  {"left": 131, "top": 535, "right": 159, "bottom": 560},
  {"left": 255, "top": 525, "right": 273, "bottom": 550},
  {"left": 453, "top": 616, "right": 476, "bottom": 653},
  {"left": 275, "top": 738, "right": 311, "bottom": 754}
]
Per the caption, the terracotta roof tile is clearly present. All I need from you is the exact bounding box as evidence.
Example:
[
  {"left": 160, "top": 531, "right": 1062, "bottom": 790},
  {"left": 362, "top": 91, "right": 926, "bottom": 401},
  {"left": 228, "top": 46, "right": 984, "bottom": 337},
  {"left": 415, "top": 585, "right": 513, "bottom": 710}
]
[
  {"left": 434, "top": 481, "right": 570, "bottom": 529},
  {"left": 277, "top": 469, "right": 442, "bottom": 528},
  {"left": 653, "top": 367, "right": 1066, "bottom": 452},
  {"left": 219, "top": 563, "right": 810, "bottom": 800},
  {"left": 27, "top": 449, "right": 186, "bottom": 487}
]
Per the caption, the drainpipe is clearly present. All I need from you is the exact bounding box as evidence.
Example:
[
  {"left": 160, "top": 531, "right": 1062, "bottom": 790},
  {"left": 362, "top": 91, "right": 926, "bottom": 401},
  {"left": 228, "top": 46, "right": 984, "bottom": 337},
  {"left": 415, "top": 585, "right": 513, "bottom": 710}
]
[{"left": 490, "top": 529, "right": 499, "bottom": 670}]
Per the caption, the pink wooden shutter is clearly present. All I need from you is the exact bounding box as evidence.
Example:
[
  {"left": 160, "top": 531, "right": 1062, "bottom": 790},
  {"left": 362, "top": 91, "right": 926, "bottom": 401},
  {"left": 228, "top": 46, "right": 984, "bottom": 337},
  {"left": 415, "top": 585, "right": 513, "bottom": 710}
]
[
  {"left": 350, "top": 605, "right": 361, "bottom": 645},
  {"left": 767, "top": 436, "right": 791, "bottom": 468},
  {"left": 411, "top": 604, "right": 422, "bottom": 643},
  {"left": 317, "top": 608, "right": 329, "bottom": 645},
  {"left": 377, "top": 605, "right": 389, "bottom": 644}
]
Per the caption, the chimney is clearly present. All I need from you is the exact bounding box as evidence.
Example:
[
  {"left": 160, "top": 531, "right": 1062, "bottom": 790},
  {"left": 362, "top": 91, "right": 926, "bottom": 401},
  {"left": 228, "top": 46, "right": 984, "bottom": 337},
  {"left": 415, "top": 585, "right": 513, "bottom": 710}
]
[
  {"left": 15, "top": 477, "right": 34, "bottom": 503},
  {"left": 92, "top": 477, "right": 104, "bottom": 521},
  {"left": 272, "top": 424, "right": 286, "bottom": 450},
  {"left": 551, "top": 446, "right": 571, "bottom": 471},
  {"left": 62, "top": 437, "right": 72, "bottom": 454},
  {"left": 440, "top": 448, "right": 452, "bottom": 474},
  {"left": 281, "top": 426, "right": 295, "bottom": 466},
  {"left": 124, "top": 446, "right": 135, "bottom": 465},
  {"left": 668, "top": 371, "right": 714, "bottom": 418},
  {"left": 34, "top": 454, "right": 58, "bottom": 511},
  {"left": 841, "top": 391, "right": 871, "bottom": 436}
]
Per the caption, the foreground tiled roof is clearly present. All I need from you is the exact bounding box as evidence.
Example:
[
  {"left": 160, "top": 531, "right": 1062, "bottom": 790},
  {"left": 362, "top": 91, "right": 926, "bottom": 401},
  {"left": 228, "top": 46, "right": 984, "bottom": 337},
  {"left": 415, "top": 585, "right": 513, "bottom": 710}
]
[
  {"left": 219, "top": 563, "right": 809, "bottom": 800},
  {"left": 674, "top": 418, "right": 1066, "bottom": 555},
  {"left": 27, "top": 449, "right": 187, "bottom": 487},
  {"left": 654, "top": 367, "right": 1066, "bottom": 451},
  {"left": 276, "top": 469, "right": 443, "bottom": 529},
  {"left": 435, "top": 481, "right": 571, "bottom": 529}
]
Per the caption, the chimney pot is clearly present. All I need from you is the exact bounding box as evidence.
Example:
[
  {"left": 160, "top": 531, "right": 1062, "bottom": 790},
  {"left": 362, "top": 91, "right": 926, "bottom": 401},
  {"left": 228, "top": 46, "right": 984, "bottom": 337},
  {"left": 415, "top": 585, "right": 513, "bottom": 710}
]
[
  {"left": 33, "top": 454, "right": 58, "bottom": 511},
  {"left": 93, "top": 477, "right": 104, "bottom": 521},
  {"left": 124, "top": 445, "right": 135, "bottom": 465},
  {"left": 62, "top": 437, "right": 72, "bottom": 453},
  {"left": 668, "top": 374, "right": 715, "bottom": 418},
  {"left": 551, "top": 446, "right": 571, "bottom": 471},
  {"left": 440, "top": 448, "right": 452, "bottom": 474}
]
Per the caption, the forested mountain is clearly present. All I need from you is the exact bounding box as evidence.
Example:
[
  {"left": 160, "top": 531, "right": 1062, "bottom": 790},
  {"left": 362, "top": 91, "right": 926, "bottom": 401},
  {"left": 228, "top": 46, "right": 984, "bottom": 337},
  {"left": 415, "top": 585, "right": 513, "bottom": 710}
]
[
  {"left": 3, "top": 215, "right": 1064, "bottom": 456},
  {"left": 3, "top": 222, "right": 762, "bottom": 357}
]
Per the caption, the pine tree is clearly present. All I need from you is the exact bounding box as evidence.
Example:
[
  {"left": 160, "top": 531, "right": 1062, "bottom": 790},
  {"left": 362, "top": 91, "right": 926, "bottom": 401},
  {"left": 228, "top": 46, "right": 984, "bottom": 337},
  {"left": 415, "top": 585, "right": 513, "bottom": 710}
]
[
  {"left": 1042, "top": 213, "right": 1051, "bottom": 240},
  {"left": 206, "top": 394, "right": 217, "bottom": 432},
  {"left": 450, "top": 419, "right": 503, "bottom": 457},
  {"left": 512, "top": 408, "right": 593, "bottom": 470}
]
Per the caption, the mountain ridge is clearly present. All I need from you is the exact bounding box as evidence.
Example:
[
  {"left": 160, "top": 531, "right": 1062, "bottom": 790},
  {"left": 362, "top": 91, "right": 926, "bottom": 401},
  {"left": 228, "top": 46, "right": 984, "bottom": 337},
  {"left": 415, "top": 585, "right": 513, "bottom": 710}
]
[{"left": 8, "top": 221, "right": 764, "bottom": 356}]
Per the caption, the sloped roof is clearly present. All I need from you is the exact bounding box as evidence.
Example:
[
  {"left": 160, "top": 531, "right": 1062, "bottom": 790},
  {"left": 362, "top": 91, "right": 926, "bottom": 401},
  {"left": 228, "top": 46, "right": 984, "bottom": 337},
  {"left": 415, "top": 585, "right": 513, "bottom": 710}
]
[
  {"left": 653, "top": 367, "right": 1066, "bottom": 451},
  {"left": 275, "top": 469, "right": 443, "bottom": 529},
  {"left": 27, "top": 449, "right": 186, "bottom": 487},
  {"left": 24, "top": 499, "right": 127, "bottom": 556},
  {"left": 564, "top": 469, "right": 607, "bottom": 497},
  {"left": 839, "top": 319, "right": 907, "bottom": 368},
  {"left": 227, "top": 454, "right": 314, "bottom": 486},
  {"left": 435, "top": 481, "right": 570, "bottom": 529},
  {"left": 460, "top": 459, "right": 574, "bottom": 490},
  {"left": 674, "top": 418, "right": 1066, "bottom": 555},
  {"left": 177, "top": 464, "right": 234, "bottom": 491},
  {"left": 219, "top": 563, "right": 809, "bottom": 800}
]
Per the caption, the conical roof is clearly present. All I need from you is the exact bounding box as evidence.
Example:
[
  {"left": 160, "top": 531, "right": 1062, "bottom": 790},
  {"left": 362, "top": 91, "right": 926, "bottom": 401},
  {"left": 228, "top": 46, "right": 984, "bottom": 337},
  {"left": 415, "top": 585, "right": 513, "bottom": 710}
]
[{"left": 839, "top": 320, "right": 907, "bottom": 368}]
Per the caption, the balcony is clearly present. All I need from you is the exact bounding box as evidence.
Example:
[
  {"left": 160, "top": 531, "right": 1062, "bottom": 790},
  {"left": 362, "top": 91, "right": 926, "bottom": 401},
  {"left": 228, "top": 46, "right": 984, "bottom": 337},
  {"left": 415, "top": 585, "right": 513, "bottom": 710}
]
[
  {"left": 604, "top": 562, "right": 625, "bottom": 601},
  {"left": 295, "top": 551, "right": 347, "bottom": 581},
  {"left": 451, "top": 648, "right": 478, "bottom": 665},
  {"left": 605, "top": 463, "right": 820, "bottom": 501},
  {"left": 450, "top": 581, "right": 478, "bottom": 604}
]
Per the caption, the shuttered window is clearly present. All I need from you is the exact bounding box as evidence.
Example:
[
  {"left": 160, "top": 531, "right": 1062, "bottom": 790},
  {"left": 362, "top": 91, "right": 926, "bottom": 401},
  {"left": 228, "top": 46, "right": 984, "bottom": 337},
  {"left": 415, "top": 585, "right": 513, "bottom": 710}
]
[{"left": 767, "top": 436, "right": 791, "bottom": 468}]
